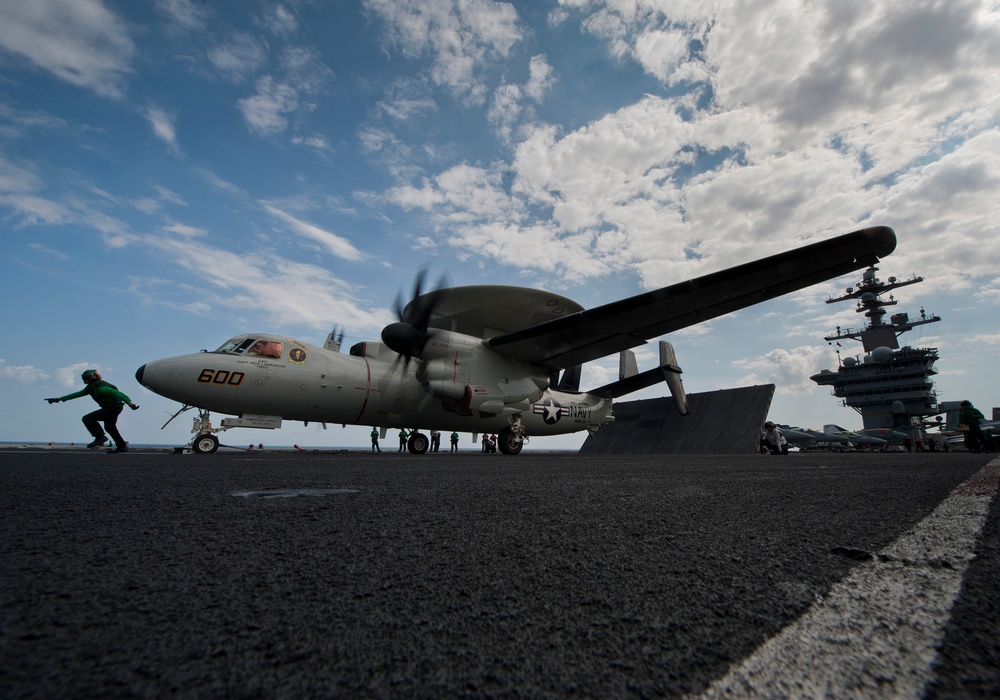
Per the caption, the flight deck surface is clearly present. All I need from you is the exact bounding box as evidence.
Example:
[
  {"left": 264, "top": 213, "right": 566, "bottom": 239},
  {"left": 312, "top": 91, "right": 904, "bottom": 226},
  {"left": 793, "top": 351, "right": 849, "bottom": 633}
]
[{"left": 1, "top": 449, "right": 997, "bottom": 697}]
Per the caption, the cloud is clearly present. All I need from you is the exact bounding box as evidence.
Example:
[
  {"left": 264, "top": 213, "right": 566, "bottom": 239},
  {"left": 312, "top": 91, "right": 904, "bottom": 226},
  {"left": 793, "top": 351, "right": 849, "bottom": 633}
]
[
  {"left": 155, "top": 0, "right": 211, "bottom": 33},
  {"left": 0, "top": 152, "right": 71, "bottom": 225},
  {"left": 733, "top": 345, "right": 838, "bottom": 395},
  {"left": 0, "top": 359, "right": 50, "bottom": 384},
  {"left": 56, "top": 362, "right": 100, "bottom": 389},
  {"left": 163, "top": 222, "right": 206, "bottom": 237},
  {"left": 488, "top": 55, "right": 554, "bottom": 145},
  {"left": 142, "top": 235, "right": 389, "bottom": 332},
  {"left": 0, "top": 0, "right": 135, "bottom": 99},
  {"left": 259, "top": 4, "right": 298, "bottom": 36},
  {"left": 263, "top": 204, "right": 365, "bottom": 261},
  {"left": 145, "top": 105, "right": 179, "bottom": 153},
  {"left": 208, "top": 32, "right": 269, "bottom": 83},
  {"left": 373, "top": 0, "right": 1000, "bottom": 301},
  {"left": 364, "top": 0, "right": 523, "bottom": 104},
  {"left": 238, "top": 77, "right": 300, "bottom": 135}
]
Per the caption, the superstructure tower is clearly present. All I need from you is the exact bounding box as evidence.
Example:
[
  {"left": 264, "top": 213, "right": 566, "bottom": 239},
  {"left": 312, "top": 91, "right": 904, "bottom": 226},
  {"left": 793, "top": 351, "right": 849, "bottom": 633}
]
[{"left": 810, "top": 265, "right": 941, "bottom": 439}]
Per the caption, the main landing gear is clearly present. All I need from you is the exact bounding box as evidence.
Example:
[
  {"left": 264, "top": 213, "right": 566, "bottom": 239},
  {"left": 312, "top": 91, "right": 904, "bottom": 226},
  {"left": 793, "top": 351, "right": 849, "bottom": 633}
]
[
  {"left": 407, "top": 432, "right": 430, "bottom": 454},
  {"left": 497, "top": 426, "right": 524, "bottom": 455}
]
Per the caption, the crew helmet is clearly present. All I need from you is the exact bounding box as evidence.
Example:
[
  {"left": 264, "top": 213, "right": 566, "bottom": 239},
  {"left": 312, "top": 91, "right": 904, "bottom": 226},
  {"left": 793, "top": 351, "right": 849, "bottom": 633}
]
[
  {"left": 764, "top": 421, "right": 775, "bottom": 429},
  {"left": 81, "top": 369, "right": 101, "bottom": 382}
]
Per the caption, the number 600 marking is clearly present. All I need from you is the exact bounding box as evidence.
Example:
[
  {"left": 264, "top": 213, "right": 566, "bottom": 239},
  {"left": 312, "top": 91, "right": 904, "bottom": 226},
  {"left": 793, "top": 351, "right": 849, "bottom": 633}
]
[{"left": 198, "top": 369, "right": 245, "bottom": 385}]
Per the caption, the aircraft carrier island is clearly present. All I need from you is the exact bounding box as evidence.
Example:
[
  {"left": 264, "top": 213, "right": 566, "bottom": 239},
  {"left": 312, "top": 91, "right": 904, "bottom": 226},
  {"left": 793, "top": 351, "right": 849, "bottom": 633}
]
[{"left": 810, "top": 264, "right": 941, "bottom": 444}]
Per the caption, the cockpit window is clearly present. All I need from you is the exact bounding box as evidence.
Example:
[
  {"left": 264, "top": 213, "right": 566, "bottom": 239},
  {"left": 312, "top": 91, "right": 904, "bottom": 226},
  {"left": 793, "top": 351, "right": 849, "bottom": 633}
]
[
  {"left": 215, "top": 338, "right": 259, "bottom": 354},
  {"left": 214, "top": 338, "right": 282, "bottom": 356},
  {"left": 246, "top": 340, "right": 283, "bottom": 358}
]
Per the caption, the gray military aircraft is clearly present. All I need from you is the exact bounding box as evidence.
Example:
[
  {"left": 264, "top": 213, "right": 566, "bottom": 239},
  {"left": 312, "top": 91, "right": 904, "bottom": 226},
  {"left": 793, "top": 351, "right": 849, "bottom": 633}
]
[{"left": 135, "top": 226, "right": 896, "bottom": 454}]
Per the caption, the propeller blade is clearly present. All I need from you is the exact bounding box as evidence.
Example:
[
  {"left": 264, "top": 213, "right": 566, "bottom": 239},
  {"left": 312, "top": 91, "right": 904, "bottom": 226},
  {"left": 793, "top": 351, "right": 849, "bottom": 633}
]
[{"left": 383, "top": 267, "right": 450, "bottom": 365}]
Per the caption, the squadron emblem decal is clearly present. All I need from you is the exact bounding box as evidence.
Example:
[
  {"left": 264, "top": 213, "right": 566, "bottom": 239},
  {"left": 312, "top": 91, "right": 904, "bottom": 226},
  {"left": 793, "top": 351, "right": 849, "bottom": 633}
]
[
  {"left": 289, "top": 348, "right": 307, "bottom": 364},
  {"left": 533, "top": 398, "right": 567, "bottom": 425}
]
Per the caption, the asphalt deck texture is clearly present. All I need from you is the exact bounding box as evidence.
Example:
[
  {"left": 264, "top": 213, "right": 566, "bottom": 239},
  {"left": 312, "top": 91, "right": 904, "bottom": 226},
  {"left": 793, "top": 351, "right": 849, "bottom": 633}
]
[{"left": 1, "top": 449, "right": 998, "bottom": 698}]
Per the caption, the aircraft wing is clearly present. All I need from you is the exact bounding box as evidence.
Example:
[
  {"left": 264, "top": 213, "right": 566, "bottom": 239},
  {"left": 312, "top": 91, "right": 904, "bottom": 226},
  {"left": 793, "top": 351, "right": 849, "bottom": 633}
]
[{"left": 486, "top": 226, "right": 896, "bottom": 369}]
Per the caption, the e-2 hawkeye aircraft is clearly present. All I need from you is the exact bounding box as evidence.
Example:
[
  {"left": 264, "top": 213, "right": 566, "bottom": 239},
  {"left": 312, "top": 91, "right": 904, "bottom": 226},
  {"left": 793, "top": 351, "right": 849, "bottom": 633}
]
[{"left": 135, "top": 226, "right": 896, "bottom": 454}]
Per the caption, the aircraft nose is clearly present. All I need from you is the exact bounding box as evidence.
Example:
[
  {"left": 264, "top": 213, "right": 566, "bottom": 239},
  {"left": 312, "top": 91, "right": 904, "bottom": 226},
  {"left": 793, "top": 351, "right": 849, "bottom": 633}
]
[{"left": 135, "top": 364, "right": 146, "bottom": 385}]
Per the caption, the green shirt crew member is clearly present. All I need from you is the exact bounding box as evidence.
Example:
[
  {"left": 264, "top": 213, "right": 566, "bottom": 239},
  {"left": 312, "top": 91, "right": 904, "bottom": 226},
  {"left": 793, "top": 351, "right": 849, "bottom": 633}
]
[
  {"left": 46, "top": 369, "right": 139, "bottom": 452},
  {"left": 370, "top": 428, "right": 381, "bottom": 452},
  {"left": 959, "top": 400, "right": 988, "bottom": 453},
  {"left": 398, "top": 428, "right": 409, "bottom": 452},
  {"left": 450, "top": 431, "right": 459, "bottom": 452}
]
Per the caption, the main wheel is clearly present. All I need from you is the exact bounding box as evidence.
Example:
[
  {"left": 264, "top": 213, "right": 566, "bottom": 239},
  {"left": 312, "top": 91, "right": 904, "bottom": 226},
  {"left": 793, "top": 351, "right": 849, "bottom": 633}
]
[
  {"left": 192, "top": 434, "right": 220, "bottom": 454},
  {"left": 408, "top": 432, "right": 430, "bottom": 454},
  {"left": 498, "top": 427, "right": 523, "bottom": 455}
]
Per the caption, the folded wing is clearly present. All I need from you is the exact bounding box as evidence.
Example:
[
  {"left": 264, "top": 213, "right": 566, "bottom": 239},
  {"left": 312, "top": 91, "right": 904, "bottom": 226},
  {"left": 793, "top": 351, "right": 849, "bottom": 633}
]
[{"left": 486, "top": 226, "right": 896, "bottom": 369}]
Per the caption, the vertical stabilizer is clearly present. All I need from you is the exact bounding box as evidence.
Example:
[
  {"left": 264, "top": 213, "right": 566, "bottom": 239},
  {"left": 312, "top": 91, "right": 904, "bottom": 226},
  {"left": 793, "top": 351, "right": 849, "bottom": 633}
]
[{"left": 660, "top": 341, "right": 688, "bottom": 415}]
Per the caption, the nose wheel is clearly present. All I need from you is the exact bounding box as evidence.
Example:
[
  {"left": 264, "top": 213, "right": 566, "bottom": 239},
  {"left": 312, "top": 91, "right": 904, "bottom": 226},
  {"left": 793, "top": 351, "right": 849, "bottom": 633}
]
[{"left": 192, "top": 433, "right": 220, "bottom": 454}]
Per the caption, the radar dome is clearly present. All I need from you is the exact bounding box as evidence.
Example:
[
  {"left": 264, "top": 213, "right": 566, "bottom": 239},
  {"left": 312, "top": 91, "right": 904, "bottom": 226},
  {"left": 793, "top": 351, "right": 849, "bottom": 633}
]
[
  {"left": 861, "top": 292, "right": 875, "bottom": 302},
  {"left": 872, "top": 346, "right": 894, "bottom": 361},
  {"left": 843, "top": 357, "right": 857, "bottom": 367}
]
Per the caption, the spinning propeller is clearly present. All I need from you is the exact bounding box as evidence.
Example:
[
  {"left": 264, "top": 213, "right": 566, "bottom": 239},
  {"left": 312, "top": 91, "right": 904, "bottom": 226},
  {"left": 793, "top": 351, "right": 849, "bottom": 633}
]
[{"left": 381, "top": 267, "right": 449, "bottom": 368}]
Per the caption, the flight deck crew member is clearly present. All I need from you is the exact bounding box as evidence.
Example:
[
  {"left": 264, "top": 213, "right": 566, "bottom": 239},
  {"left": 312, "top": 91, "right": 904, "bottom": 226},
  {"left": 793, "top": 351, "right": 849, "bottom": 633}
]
[
  {"left": 450, "top": 431, "right": 459, "bottom": 452},
  {"left": 371, "top": 428, "right": 381, "bottom": 452},
  {"left": 46, "top": 369, "right": 139, "bottom": 453},
  {"left": 398, "top": 428, "right": 409, "bottom": 452},
  {"left": 959, "top": 400, "right": 988, "bottom": 453},
  {"left": 762, "top": 422, "right": 788, "bottom": 455}
]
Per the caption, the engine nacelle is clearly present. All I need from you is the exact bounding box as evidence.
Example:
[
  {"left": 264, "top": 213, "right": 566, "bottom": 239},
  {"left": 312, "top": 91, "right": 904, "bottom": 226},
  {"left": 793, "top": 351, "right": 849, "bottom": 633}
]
[
  {"left": 414, "top": 332, "right": 549, "bottom": 413},
  {"left": 465, "top": 383, "right": 539, "bottom": 415},
  {"left": 416, "top": 360, "right": 466, "bottom": 401}
]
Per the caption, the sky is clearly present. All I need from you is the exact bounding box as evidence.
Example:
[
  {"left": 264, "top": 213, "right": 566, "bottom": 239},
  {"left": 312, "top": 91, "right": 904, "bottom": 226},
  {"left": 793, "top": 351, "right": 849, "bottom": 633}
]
[{"left": 1, "top": 0, "right": 998, "bottom": 450}]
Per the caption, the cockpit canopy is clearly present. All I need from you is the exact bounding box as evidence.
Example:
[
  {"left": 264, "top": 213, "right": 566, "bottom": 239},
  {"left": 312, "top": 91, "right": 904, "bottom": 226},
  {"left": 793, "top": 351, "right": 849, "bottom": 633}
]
[{"left": 214, "top": 336, "right": 285, "bottom": 359}]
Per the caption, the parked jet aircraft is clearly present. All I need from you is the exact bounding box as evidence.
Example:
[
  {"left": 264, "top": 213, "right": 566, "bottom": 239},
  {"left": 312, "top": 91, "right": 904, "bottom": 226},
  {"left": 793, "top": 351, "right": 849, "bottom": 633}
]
[
  {"left": 135, "top": 226, "right": 896, "bottom": 454},
  {"left": 775, "top": 425, "right": 856, "bottom": 452},
  {"left": 823, "top": 424, "right": 891, "bottom": 450}
]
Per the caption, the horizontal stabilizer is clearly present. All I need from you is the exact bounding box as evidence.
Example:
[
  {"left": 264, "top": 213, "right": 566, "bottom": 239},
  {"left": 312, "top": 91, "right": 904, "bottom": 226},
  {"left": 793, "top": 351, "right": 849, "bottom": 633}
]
[{"left": 591, "top": 341, "right": 688, "bottom": 415}]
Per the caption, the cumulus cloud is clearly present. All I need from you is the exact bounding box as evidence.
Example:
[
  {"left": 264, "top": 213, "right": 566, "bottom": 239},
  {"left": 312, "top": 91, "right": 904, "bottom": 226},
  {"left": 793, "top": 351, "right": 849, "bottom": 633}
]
[
  {"left": 55, "top": 363, "right": 100, "bottom": 388},
  {"left": 488, "top": 55, "right": 555, "bottom": 144},
  {"left": 208, "top": 32, "right": 269, "bottom": 83},
  {"left": 733, "top": 345, "right": 839, "bottom": 395},
  {"left": 364, "top": 0, "right": 522, "bottom": 104},
  {"left": 0, "top": 360, "right": 50, "bottom": 384},
  {"left": 236, "top": 46, "right": 332, "bottom": 136},
  {"left": 378, "top": 0, "right": 1000, "bottom": 295},
  {"left": 238, "top": 76, "right": 300, "bottom": 135}
]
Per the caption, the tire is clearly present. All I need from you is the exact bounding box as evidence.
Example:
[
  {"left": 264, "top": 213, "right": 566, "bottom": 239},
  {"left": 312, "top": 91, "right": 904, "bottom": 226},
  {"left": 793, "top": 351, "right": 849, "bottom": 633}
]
[
  {"left": 192, "top": 434, "right": 220, "bottom": 454},
  {"left": 408, "top": 432, "right": 429, "bottom": 454},
  {"left": 498, "top": 427, "right": 523, "bottom": 455}
]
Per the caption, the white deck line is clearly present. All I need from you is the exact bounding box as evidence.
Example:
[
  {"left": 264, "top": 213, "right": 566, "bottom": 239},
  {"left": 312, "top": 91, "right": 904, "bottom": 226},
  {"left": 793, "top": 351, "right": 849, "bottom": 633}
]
[{"left": 696, "top": 458, "right": 1000, "bottom": 699}]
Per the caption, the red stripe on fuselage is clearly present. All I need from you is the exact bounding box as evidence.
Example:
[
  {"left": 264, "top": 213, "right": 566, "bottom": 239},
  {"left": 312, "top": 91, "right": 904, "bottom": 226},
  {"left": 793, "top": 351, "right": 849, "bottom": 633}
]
[{"left": 352, "top": 355, "right": 372, "bottom": 425}]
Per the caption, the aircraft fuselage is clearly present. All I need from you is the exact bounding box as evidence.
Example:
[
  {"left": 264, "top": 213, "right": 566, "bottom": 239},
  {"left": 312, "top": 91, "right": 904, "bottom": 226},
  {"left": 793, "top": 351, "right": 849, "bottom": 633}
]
[{"left": 135, "top": 333, "right": 612, "bottom": 438}]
